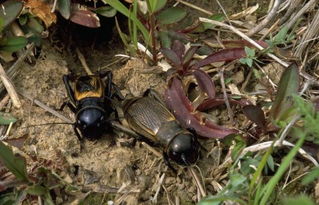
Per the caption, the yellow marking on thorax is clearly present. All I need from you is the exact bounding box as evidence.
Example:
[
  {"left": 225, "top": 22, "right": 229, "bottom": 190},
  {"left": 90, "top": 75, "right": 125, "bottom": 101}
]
[
  {"left": 75, "top": 90, "right": 103, "bottom": 101},
  {"left": 74, "top": 77, "right": 104, "bottom": 101}
]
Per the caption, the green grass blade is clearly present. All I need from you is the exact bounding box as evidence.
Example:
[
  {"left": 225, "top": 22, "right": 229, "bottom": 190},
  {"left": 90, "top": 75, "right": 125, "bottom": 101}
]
[
  {"left": 249, "top": 142, "right": 273, "bottom": 196},
  {"left": 199, "top": 195, "right": 247, "bottom": 205},
  {"left": 103, "top": 0, "right": 150, "bottom": 43},
  {"left": 259, "top": 129, "right": 306, "bottom": 205},
  {"left": 132, "top": 0, "right": 138, "bottom": 49},
  {"left": 0, "top": 141, "right": 29, "bottom": 181}
]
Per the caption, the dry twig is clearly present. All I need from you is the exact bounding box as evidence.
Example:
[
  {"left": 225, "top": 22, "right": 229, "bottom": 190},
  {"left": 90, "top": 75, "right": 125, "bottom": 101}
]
[
  {"left": 284, "top": 0, "right": 317, "bottom": 30},
  {"left": 151, "top": 172, "right": 166, "bottom": 204},
  {"left": 280, "top": 0, "right": 303, "bottom": 24},
  {"left": 247, "top": 0, "right": 281, "bottom": 36},
  {"left": 241, "top": 140, "right": 319, "bottom": 166},
  {"left": 189, "top": 167, "right": 206, "bottom": 198},
  {"left": 76, "top": 48, "right": 93, "bottom": 75},
  {"left": 294, "top": 8, "right": 319, "bottom": 57},
  {"left": 0, "top": 95, "right": 10, "bottom": 110},
  {"left": 175, "top": 0, "right": 213, "bottom": 16},
  {"left": 0, "top": 63, "right": 21, "bottom": 108},
  {"left": 0, "top": 44, "right": 35, "bottom": 94},
  {"left": 219, "top": 68, "right": 234, "bottom": 124},
  {"left": 18, "top": 90, "right": 73, "bottom": 123}
]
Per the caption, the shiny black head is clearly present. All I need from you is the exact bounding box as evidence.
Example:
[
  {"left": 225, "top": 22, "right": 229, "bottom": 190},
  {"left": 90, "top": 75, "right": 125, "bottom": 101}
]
[
  {"left": 76, "top": 108, "right": 106, "bottom": 140},
  {"left": 167, "top": 133, "right": 200, "bottom": 166}
]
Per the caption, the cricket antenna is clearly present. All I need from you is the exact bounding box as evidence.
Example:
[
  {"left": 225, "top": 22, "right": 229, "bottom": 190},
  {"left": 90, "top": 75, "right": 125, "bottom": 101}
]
[{"left": 20, "top": 122, "right": 74, "bottom": 129}]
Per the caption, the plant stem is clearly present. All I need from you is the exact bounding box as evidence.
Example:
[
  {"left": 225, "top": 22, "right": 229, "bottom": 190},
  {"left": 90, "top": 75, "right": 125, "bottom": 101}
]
[
  {"left": 259, "top": 129, "right": 306, "bottom": 205},
  {"left": 149, "top": 13, "right": 157, "bottom": 63}
]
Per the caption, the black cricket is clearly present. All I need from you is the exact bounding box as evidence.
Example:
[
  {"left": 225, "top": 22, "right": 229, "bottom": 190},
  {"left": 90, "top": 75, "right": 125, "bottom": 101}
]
[
  {"left": 123, "top": 90, "right": 200, "bottom": 167},
  {"left": 61, "top": 71, "right": 121, "bottom": 140}
]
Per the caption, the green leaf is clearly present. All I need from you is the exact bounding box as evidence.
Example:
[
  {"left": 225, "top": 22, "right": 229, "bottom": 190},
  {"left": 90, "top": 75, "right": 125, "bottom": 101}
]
[
  {"left": 230, "top": 173, "right": 247, "bottom": 188},
  {"left": 159, "top": 31, "right": 171, "bottom": 48},
  {"left": 273, "top": 26, "right": 288, "bottom": 44},
  {"left": 0, "top": 192, "right": 17, "bottom": 205},
  {"left": 0, "top": 0, "right": 23, "bottom": 28},
  {"left": 149, "top": 0, "right": 167, "bottom": 12},
  {"left": 0, "top": 112, "right": 17, "bottom": 125},
  {"left": 157, "top": 7, "right": 186, "bottom": 25},
  {"left": 281, "top": 195, "right": 315, "bottom": 205},
  {"left": 246, "top": 58, "right": 253, "bottom": 67},
  {"left": 0, "top": 141, "right": 28, "bottom": 181},
  {"left": 199, "top": 195, "right": 246, "bottom": 205},
  {"left": 259, "top": 129, "right": 306, "bottom": 205},
  {"left": 95, "top": 6, "right": 117, "bottom": 17},
  {"left": 0, "top": 37, "right": 27, "bottom": 52},
  {"left": 57, "top": 0, "right": 71, "bottom": 19},
  {"left": 200, "top": 14, "right": 224, "bottom": 31},
  {"left": 0, "top": 17, "right": 4, "bottom": 32},
  {"left": 244, "top": 46, "right": 255, "bottom": 57},
  {"left": 43, "top": 192, "right": 55, "bottom": 205},
  {"left": 18, "top": 14, "right": 28, "bottom": 26},
  {"left": 266, "top": 154, "right": 275, "bottom": 172},
  {"left": 231, "top": 136, "right": 246, "bottom": 160},
  {"left": 302, "top": 168, "right": 319, "bottom": 185},
  {"left": 26, "top": 185, "right": 47, "bottom": 196},
  {"left": 239, "top": 57, "right": 253, "bottom": 67},
  {"left": 269, "top": 63, "right": 299, "bottom": 122},
  {"left": 103, "top": 0, "right": 150, "bottom": 44},
  {"left": 27, "top": 17, "right": 44, "bottom": 34}
]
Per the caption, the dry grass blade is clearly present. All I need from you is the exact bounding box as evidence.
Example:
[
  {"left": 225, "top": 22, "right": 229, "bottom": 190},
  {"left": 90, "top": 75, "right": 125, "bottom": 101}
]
[
  {"left": 278, "top": 115, "right": 300, "bottom": 145},
  {"left": 247, "top": 0, "right": 281, "bottom": 36},
  {"left": 189, "top": 167, "right": 206, "bottom": 198},
  {"left": 294, "top": 8, "right": 319, "bottom": 57},
  {"left": 151, "top": 172, "right": 166, "bottom": 204},
  {"left": 141, "top": 142, "right": 162, "bottom": 158},
  {"left": 76, "top": 48, "right": 93, "bottom": 75},
  {"left": 0, "top": 43, "right": 35, "bottom": 94},
  {"left": 219, "top": 68, "right": 234, "bottom": 124},
  {"left": 242, "top": 140, "right": 319, "bottom": 166},
  {"left": 199, "top": 18, "right": 289, "bottom": 68},
  {"left": 18, "top": 90, "right": 73, "bottom": 123},
  {"left": 284, "top": 0, "right": 317, "bottom": 30},
  {"left": 0, "top": 63, "right": 21, "bottom": 108},
  {"left": 0, "top": 95, "right": 10, "bottom": 110},
  {"left": 280, "top": 0, "right": 303, "bottom": 24},
  {"left": 175, "top": 0, "right": 213, "bottom": 16}
]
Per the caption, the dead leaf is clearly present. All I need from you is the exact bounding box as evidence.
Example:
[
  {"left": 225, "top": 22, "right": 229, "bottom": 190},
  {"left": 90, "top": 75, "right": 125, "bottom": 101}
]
[
  {"left": 228, "top": 83, "right": 241, "bottom": 95},
  {"left": 24, "top": 0, "right": 56, "bottom": 27},
  {"left": 230, "top": 4, "right": 259, "bottom": 20},
  {"left": 0, "top": 51, "right": 14, "bottom": 62},
  {"left": 70, "top": 4, "right": 100, "bottom": 28}
]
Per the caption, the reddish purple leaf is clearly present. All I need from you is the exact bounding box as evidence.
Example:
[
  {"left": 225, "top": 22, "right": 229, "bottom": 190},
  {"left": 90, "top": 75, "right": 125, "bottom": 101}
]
[
  {"left": 5, "top": 136, "right": 27, "bottom": 150},
  {"left": 0, "top": 182, "right": 6, "bottom": 192},
  {"left": 183, "top": 46, "right": 199, "bottom": 66},
  {"left": 70, "top": 4, "right": 100, "bottom": 28},
  {"left": 192, "top": 48, "right": 246, "bottom": 69},
  {"left": 243, "top": 105, "right": 266, "bottom": 129},
  {"left": 165, "top": 77, "right": 237, "bottom": 138},
  {"left": 172, "top": 40, "right": 185, "bottom": 62},
  {"left": 197, "top": 97, "right": 250, "bottom": 111},
  {"left": 222, "top": 40, "right": 268, "bottom": 49},
  {"left": 161, "top": 48, "right": 182, "bottom": 67},
  {"left": 192, "top": 69, "right": 215, "bottom": 99}
]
